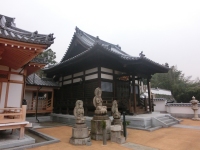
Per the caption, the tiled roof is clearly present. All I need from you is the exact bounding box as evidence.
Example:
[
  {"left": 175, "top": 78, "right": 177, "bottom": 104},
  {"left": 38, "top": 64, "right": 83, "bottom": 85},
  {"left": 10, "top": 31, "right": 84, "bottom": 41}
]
[
  {"left": 0, "top": 15, "right": 55, "bottom": 47},
  {"left": 46, "top": 27, "right": 169, "bottom": 71},
  {"left": 153, "top": 98, "right": 168, "bottom": 101},
  {"left": 30, "top": 57, "right": 47, "bottom": 64},
  {"left": 26, "top": 73, "right": 59, "bottom": 87},
  {"left": 166, "top": 103, "right": 200, "bottom": 107}
]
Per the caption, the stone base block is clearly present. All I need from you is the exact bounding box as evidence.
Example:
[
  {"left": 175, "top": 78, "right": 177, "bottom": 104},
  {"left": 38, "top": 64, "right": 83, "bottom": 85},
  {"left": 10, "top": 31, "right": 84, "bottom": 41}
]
[
  {"left": 111, "top": 125, "right": 121, "bottom": 131},
  {"left": 91, "top": 133, "right": 110, "bottom": 140},
  {"left": 91, "top": 117, "right": 111, "bottom": 140},
  {"left": 74, "top": 123, "right": 87, "bottom": 128},
  {"left": 93, "top": 115, "right": 109, "bottom": 120},
  {"left": 69, "top": 137, "right": 92, "bottom": 146},
  {"left": 111, "top": 131, "right": 126, "bottom": 144},
  {"left": 72, "top": 127, "right": 89, "bottom": 139}
]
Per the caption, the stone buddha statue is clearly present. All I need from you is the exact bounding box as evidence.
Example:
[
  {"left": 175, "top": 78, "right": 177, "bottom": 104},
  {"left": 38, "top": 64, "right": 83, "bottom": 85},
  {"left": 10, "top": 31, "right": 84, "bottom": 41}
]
[
  {"left": 112, "top": 100, "right": 121, "bottom": 119},
  {"left": 74, "top": 100, "right": 85, "bottom": 122},
  {"left": 93, "top": 87, "right": 107, "bottom": 115}
]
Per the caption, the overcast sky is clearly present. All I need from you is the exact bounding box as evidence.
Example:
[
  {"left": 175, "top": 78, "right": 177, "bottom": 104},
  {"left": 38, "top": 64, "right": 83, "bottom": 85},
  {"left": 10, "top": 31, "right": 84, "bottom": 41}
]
[{"left": 1, "top": 0, "right": 200, "bottom": 80}]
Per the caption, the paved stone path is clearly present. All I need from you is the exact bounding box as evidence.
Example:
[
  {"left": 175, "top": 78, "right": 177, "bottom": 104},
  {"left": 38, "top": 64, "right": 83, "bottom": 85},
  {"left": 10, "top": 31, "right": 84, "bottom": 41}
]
[
  {"left": 172, "top": 124, "right": 200, "bottom": 130},
  {"left": 122, "top": 142, "right": 159, "bottom": 150}
]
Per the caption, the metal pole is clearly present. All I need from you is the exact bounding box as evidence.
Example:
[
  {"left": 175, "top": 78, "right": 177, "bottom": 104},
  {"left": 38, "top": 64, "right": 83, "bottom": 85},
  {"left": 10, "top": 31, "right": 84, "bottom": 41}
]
[
  {"left": 36, "top": 86, "right": 42, "bottom": 123},
  {"left": 123, "top": 111, "right": 127, "bottom": 139}
]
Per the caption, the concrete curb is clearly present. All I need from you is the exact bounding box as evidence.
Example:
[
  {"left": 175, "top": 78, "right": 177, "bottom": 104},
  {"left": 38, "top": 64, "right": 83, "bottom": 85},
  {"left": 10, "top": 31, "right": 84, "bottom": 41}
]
[{"left": 4, "top": 128, "right": 60, "bottom": 150}]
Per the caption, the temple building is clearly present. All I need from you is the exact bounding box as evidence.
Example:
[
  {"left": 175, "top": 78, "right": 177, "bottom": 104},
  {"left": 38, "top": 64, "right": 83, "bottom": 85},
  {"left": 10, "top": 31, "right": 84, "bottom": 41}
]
[
  {"left": 25, "top": 73, "right": 59, "bottom": 114},
  {"left": 44, "top": 27, "right": 169, "bottom": 115},
  {"left": 0, "top": 14, "right": 54, "bottom": 137}
]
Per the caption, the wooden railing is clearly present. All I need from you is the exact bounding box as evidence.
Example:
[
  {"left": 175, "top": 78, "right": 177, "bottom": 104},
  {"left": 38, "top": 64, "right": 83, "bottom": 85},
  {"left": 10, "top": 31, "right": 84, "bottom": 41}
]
[
  {"left": 0, "top": 105, "right": 26, "bottom": 123},
  {"left": 27, "top": 99, "right": 52, "bottom": 111}
]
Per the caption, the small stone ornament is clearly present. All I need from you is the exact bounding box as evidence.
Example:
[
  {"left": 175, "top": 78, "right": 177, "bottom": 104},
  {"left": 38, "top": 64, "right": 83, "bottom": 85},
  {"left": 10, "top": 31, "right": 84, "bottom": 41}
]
[
  {"left": 69, "top": 100, "right": 92, "bottom": 146},
  {"left": 190, "top": 96, "right": 200, "bottom": 121}
]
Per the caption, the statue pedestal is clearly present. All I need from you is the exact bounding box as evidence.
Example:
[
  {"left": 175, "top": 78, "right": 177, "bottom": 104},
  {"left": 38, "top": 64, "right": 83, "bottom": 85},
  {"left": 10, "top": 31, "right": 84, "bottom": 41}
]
[
  {"left": 91, "top": 115, "right": 111, "bottom": 140},
  {"left": 110, "top": 125, "right": 125, "bottom": 144},
  {"left": 192, "top": 110, "right": 200, "bottom": 121},
  {"left": 112, "top": 118, "right": 122, "bottom": 128},
  {"left": 69, "top": 123, "right": 92, "bottom": 145}
]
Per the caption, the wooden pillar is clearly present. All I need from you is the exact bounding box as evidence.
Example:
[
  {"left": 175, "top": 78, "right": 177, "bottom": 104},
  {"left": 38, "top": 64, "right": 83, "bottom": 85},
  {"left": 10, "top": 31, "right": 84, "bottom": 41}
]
[
  {"left": 132, "top": 75, "right": 137, "bottom": 114},
  {"left": 147, "top": 78, "right": 152, "bottom": 113},
  {"left": 137, "top": 79, "right": 140, "bottom": 106},
  {"left": 113, "top": 70, "right": 115, "bottom": 99}
]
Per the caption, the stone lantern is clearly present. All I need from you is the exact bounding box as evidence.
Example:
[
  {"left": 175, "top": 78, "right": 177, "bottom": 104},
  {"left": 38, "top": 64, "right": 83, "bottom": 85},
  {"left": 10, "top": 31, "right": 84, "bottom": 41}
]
[{"left": 190, "top": 96, "right": 200, "bottom": 121}]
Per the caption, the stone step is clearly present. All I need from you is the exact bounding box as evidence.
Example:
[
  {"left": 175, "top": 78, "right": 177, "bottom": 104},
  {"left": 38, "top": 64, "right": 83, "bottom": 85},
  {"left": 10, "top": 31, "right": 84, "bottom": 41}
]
[
  {"left": 147, "top": 126, "right": 162, "bottom": 132},
  {"left": 166, "top": 121, "right": 178, "bottom": 126},
  {"left": 157, "top": 116, "right": 170, "bottom": 121},
  {"left": 162, "top": 119, "right": 174, "bottom": 124}
]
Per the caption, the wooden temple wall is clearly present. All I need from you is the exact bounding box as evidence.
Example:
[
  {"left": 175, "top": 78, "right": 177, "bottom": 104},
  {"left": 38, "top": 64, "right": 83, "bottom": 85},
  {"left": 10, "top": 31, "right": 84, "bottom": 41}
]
[
  {"left": 54, "top": 66, "right": 141, "bottom": 115},
  {"left": 25, "top": 86, "right": 54, "bottom": 114},
  {"left": 0, "top": 65, "right": 25, "bottom": 111}
]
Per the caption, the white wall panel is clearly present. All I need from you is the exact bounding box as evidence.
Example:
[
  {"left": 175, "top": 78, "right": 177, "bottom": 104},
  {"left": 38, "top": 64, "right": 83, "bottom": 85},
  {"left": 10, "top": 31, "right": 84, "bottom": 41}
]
[
  {"left": 101, "top": 73, "right": 113, "bottom": 80},
  {"left": 7, "top": 83, "right": 23, "bottom": 107},
  {"left": 64, "top": 75, "right": 72, "bottom": 80},
  {"left": 0, "top": 82, "right": 7, "bottom": 113},
  {"left": 11, "top": 68, "right": 23, "bottom": 73},
  {"left": 85, "top": 74, "right": 98, "bottom": 80},
  {"left": 10, "top": 74, "right": 23, "bottom": 81},
  {"left": 25, "top": 91, "right": 32, "bottom": 101},
  {"left": 74, "top": 72, "right": 83, "bottom": 77},
  {"left": 73, "top": 78, "right": 81, "bottom": 83},
  {"left": 101, "top": 67, "right": 112, "bottom": 73},
  {"left": 85, "top": 68, "right": 98, "bottom": 74},
  {"left": 63, "top": 80, "right": 72, "bottom": 85}
]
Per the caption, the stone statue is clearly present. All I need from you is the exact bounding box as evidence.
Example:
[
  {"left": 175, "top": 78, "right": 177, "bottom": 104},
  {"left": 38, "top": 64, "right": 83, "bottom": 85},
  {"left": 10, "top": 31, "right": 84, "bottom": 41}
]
[
  {"left": 74, "top": 100, "right": 85, "bottom": 122},
  {"left": 190, "top": 96, "right": 200, "bottom": 121},
  {"left": 70, "top": 100, "right": 91, "bottom": 145},
  {"left": 112, "top": 100, "right": 121, "bottom": 119},
  {"left": 93, "top": 87, "right": 107, "bottom": 115}
]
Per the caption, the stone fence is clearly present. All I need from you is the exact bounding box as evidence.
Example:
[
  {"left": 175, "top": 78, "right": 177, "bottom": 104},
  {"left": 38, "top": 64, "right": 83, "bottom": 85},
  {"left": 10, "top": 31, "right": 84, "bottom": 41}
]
[{"left": 153, "top": 99, "right": 200, "bottom": 118}]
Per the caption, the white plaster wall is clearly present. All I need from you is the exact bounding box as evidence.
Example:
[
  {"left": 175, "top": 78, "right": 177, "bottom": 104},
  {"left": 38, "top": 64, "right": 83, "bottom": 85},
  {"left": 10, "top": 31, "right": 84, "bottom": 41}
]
[
  {"left": 151, "top": 89, "right": 171, "bottom": 95},
  {"left": 73, "top": 78, "right": 81, "bottom": 83},
  {"left": 101, "top": 73, "right": 113, "bottom": 80},
  {"left": 7, "top": 83, "right": 23, "bottom": 107},
  {"left": 64, "top": 75, "right": 72, "bottom": 80},
  {"left": 154, "top": 100, "right": 167, "bottom": 112},
  {"left": 85, "top": 67, "right": 97, "bottom": 74},
  {"left": 74, "top": 72, "right": 83, "bottom": 77},
  {"left": 11, "top": 68, "right": 23, "bottom": 73},
  {"left": 25, "top": 91, "right": 32, "bottom": 101},
  {"left": 0, "top": 83, "right": 7, "bottom": 113},
  {"left": 85, "top": 74, "right": 97, "bottom": 80},
  {"left": 166, "top": 106, "right": 200, "bottom": 114},
  {"left": 10, "top": 74, "right": 23, "bottom": 81},
  {"left": 101, "top": 67, "right": 112, "bottom": 73},
  {"left": 63, "top": 80, "right": 72, "bottom": 85}
]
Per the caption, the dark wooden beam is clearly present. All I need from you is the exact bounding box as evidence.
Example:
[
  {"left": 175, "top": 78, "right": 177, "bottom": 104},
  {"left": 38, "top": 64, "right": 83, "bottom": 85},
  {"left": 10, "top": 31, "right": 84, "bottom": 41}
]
[
  {"left": 147, "top": 78, "right": 152, "bottom": 113},
  {"left": 132, "top": 74, "right": 137, "bottom": 114}
]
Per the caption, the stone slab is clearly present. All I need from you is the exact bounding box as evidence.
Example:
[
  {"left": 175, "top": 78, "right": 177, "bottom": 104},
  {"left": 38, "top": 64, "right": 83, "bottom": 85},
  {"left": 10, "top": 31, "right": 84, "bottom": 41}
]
[
  {"left": 91, "top": 133, "right": 110, "bottom": 140},
  {"left": 0, "top": 130, "right": 35, "bottom": 149},
  {"left": 122, "top": 142, "right": 159, "bottom": 150},
  {"left": 91, "top": 119, "right": 111, "bottom": 134},
  {"left": 72, "top": 127, "right": 89, "bottom": 138},
  {"left": 69, "top": 137, "right": 91, "bottom": 146}
]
